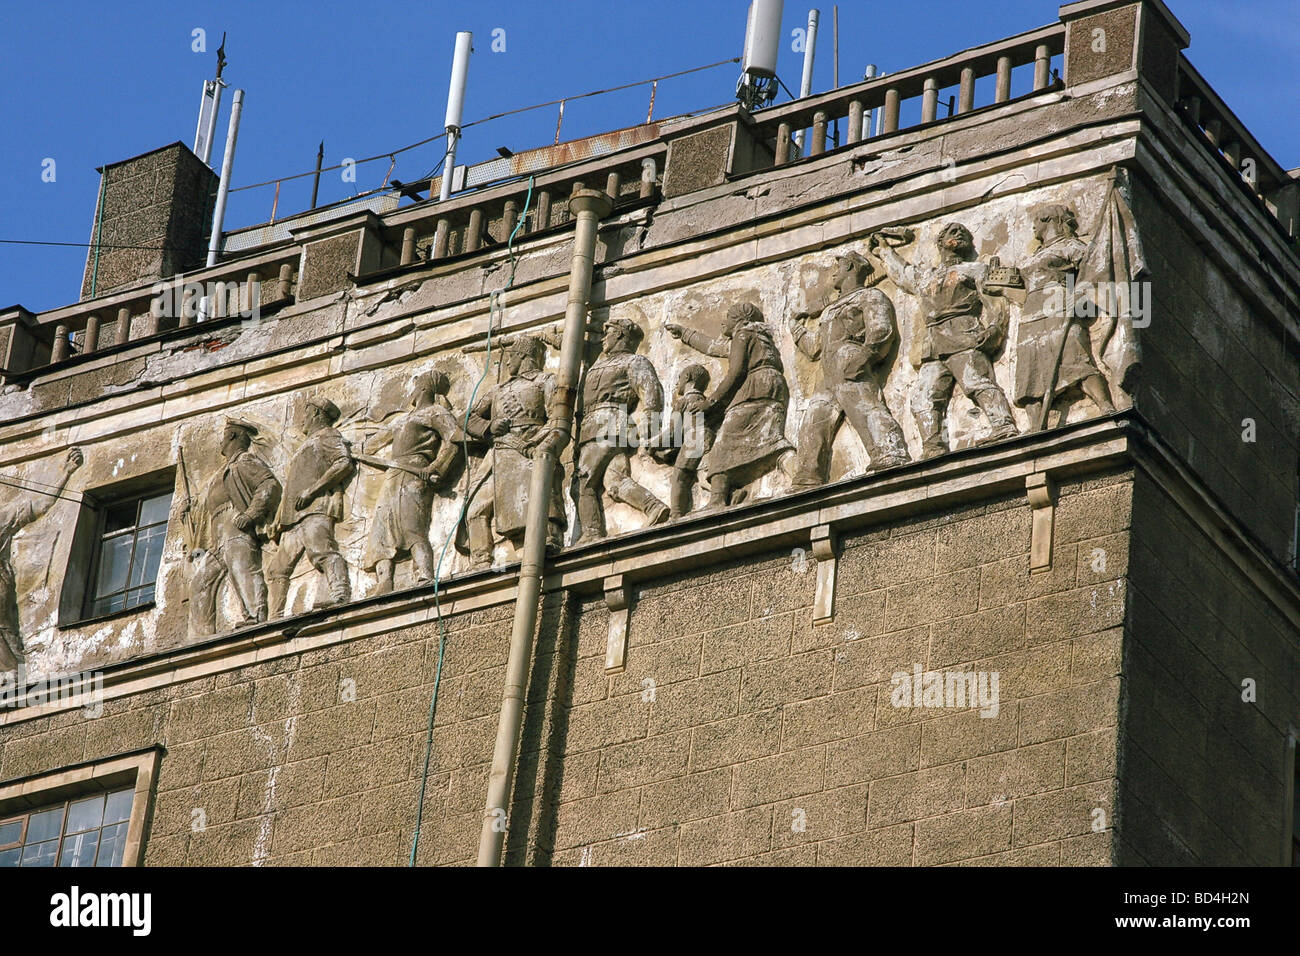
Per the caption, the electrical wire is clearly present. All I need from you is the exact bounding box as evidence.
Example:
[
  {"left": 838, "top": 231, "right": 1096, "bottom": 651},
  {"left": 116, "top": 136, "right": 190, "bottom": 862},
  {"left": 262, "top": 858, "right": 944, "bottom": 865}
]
[
  {"left": 409, "top": 174, "right": 536, "bottom": 867},
  {"left": 0, "top": 475, "right": 82, "bottom": 504},
  {"left": 231, "top": 57, "right": 738, "bottom": 194},
  {"left": 4, "top": 58, "right": 737, "bottom": 255}
]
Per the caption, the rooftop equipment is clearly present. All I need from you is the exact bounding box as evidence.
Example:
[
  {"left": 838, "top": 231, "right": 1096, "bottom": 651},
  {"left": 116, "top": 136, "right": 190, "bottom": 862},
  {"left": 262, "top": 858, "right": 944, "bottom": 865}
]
[
  {"left": 736, "top": 0, "right": 784, "bottom": 111},
  {"left": 440, "top": 31, "right": 473, "bottom": 202}
]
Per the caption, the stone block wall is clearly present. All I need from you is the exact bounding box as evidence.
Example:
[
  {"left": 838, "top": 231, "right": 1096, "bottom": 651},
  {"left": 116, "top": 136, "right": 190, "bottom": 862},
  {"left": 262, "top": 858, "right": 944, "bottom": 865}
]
[
  {"left": 1118, "top": 470, "right": 1299, "bottom": 865},
  {"left": 531, "top": 470, "right": 1131, "bottom": 866},
  {"left": 0, "top": 469, "right": 1134, "bottom": 866},
  {"left": 1129, "top": 173, "right": 1300, "bottom": 566}
]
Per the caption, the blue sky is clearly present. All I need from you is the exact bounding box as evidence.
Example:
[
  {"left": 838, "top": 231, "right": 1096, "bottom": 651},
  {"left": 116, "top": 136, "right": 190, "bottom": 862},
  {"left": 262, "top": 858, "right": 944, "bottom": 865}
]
[{"left": 1, "top": 0, "right": 1295, "bottom": 312}]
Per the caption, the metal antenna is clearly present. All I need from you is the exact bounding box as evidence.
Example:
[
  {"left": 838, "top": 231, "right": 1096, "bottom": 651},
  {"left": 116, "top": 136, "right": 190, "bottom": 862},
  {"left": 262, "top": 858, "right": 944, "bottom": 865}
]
[{"left": 193, "top": 32, "right": 228, "bottom": 165}]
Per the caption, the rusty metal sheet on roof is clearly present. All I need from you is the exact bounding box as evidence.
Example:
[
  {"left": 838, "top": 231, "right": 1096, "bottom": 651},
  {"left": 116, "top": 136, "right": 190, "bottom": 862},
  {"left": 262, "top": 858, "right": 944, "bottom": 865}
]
[
  {"left": 428, "top": 123, "right": 661, "bottom": 195},
  {"left": 221, "top": 191, "right": 401, "bottom": 254}
]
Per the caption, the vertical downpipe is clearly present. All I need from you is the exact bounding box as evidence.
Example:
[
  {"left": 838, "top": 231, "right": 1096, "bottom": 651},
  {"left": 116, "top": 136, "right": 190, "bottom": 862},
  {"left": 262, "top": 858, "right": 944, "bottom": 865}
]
[{"left": 476, "top": 188, "right": 613, "bottom": 868}]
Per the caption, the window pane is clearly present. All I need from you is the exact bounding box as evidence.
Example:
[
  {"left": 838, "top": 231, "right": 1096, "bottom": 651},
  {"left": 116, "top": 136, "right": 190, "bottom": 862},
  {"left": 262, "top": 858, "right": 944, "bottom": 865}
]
[
  {"left": 91, "top": 592, "right": 127, "bottom": 617},
  {"left": 124, "top": 584, "right": 155, "bottom": 611},
  {"left": 27, "top": 807, "right": 64, "bottom": 843},
  {"left": 96, "top": 822, "right": 128, "bottom": 867},
  {"left": 0, "top": 848, "right": 19, "bottom": 867},
  {"left": 20, "top": 840, "right": 57, "bottom": 867},
  {"left": 66, "top": 794, "right": 104, "bottom": 834},
  {"left": 138, "top": 493, "right": 173, "bottom": 528},
  {"left": 0, "top": 820, "right": 21, "bottom": 845},
  {"left": 103, "top": 501, "right": 137, "bottom": 534},
  {"left": 60, "top": 830, "right": 100, "bottom": 867},
  {"left": 94, "top": 533, "right": 133, "bottom": 598},
  {"left": 104, "top": 789, "right": 133, "bottom": 825},
  {"left": 128, "top": 523, "right": 166, "bottom": 588}
]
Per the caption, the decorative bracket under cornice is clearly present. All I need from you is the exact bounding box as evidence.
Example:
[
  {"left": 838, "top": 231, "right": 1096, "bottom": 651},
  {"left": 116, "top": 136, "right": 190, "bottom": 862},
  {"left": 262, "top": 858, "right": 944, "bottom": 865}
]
[
  {"left": 604, "top": 573, "right": 631, "bottom": 674},
  {"left": 1026, "top": 471, "right": 1059, "bottom": 573},
  {"left": 812, "top": 523, "right": 841, "bottom": 625}
]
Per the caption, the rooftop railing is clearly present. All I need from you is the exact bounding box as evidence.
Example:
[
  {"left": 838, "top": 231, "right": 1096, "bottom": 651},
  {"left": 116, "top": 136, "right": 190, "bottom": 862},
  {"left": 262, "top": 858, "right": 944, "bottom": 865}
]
[
  {"left": 749, "top": 22, "right": 1065, "bottom": 164},
  {"left": 5, "top": 3, "right": 1296, "bottom": 388}
]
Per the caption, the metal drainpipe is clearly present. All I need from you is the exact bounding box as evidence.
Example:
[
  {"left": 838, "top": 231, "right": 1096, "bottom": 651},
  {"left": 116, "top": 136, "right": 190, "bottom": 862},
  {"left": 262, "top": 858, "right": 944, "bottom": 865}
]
[{"left": 476, "top": 187, "right": 613, "bottom": 867}]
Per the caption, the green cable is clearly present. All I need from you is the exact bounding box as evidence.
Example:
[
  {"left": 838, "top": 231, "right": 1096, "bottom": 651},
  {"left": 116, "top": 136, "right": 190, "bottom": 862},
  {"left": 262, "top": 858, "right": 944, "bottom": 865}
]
[{"left": 410, "top": 175, "right": 536, "bottom": 866}]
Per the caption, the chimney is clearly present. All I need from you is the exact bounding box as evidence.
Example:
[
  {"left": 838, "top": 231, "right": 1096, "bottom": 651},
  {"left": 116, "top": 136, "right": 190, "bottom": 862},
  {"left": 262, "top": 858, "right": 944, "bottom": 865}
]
[{"left": 80, "top": 142, "right": 219, "bottom": 300}]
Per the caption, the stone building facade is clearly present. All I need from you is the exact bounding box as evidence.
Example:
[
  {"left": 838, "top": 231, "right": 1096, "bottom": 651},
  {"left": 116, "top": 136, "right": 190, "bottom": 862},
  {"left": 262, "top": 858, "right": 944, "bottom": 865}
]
[{"left": 1, "top": 0, "right": 1297, "bottom": 866}]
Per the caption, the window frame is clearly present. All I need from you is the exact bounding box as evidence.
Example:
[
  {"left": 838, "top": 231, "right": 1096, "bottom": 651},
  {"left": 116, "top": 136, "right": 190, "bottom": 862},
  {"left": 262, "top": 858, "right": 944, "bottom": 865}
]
[
  {"left": 0, "top": 747, "right": 161, "bottom": 868},
  {"left": 58, "top": 467, "right": 177, "bottom": 629},
  {"left": 82, "top": 488, "right": 173, "bottom": 619}
]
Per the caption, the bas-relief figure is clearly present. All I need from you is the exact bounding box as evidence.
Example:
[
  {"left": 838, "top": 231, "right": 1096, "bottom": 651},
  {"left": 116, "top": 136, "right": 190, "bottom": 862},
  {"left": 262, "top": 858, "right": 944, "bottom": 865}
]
[
  {"left": 788, "top": 252, "right": 911, "bottom": 490},
  {"left": 183, "top": 421, "right": 281, "bottom": 636},
  {"left": 868, "top": 223, "right": 1020, "bottom": 458},
  {"left": 666, "top": 303, "right": 793, "bottom": 509},
  {"left": 358, "top": 371, "right": 464, "bottom": 594},
  {"left": 1016, "top": 204, "right": 1115, "bottom": 429},
  {"left": 575, "top": 316, "right": 670, "bottom": 543},
  {"left": 461, "top": 333, "right": 567, "bottom": 567},
  {"left": 27, "top": 177, "right": 1149, "bottom": 658},
  {"left": 0, "top": 448, "right": 83, "bottom": 672},
  {"left": 267, "top": 396, "right": 356, "bottom": 616},
  {"left": 651, "top": 363, "right": 714, "bottom": 519},
  {"left": 1015, "top": 176, "right": 1145, "bottom": 429}
]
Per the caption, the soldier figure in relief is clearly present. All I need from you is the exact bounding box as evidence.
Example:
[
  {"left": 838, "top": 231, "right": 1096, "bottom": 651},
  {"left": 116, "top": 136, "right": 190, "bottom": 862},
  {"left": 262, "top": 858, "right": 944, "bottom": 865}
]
[
  {"left": 868, "top": 223, "right": 1019, "bottom": 458},
  {"left": 461, "top": 333, "right": 567, "bottom": 567},
  {"left": 359, "top": 371, "right": 465, "bottom": 595},
  {"left": 267, "top": 396, "right": 356, "bottom": 616},
  {"left": 788, "top": 251, "right": 911, "bottom": 490},
  {"left": 183, "top": 422, "right": 281, "bottom": 635},
  {"left": 0, "top": 448, "right": 83, "bottom": 672},
  {"left": 575, "top": 316, "right": 670, "bottom": 544}
]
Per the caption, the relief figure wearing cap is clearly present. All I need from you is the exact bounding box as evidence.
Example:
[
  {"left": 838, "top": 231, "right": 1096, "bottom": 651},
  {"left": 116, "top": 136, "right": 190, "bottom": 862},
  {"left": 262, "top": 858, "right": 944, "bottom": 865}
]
[
  {"left": 359, "top": 371, "right": 466, "bottom": 595},
  {"left": 575, "top": 316, "right": 670, "bottom": 543},
  {"left": 182, "top": 421, "right": 281, "bottom": 636},
  {"left": 867, "top": 223, "right": 1019, "bottom": 458},
  {"left": 788, "top": 251, "right": 911, "bottom": 491},
  {"left": 267, "top": 396, "right": 356, "bottom": 616},
  {"left": 460, "top": 333, "right": 567, "bottom": 567}
]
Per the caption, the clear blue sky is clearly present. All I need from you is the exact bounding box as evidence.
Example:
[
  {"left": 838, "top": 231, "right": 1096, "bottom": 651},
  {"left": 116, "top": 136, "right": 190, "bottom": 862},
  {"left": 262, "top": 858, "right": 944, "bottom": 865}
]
[{"left": 1, "top": 0, "right": 1295, "bottom": 312}]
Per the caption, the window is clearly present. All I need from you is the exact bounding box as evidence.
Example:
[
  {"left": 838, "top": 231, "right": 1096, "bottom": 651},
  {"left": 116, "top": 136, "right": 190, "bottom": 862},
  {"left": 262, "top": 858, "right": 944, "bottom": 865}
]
[
  {"left": 59, "top": 468, "right": 177, "bottom": 626},
  {"left": 0, "top": 748, "right": 160, "bottom": 868},
  {"left": 86, "top": 491, "right": 172, "bottom": 617},
  {"left": 0, "top": 787, "right": 134, "bottom": 867}
]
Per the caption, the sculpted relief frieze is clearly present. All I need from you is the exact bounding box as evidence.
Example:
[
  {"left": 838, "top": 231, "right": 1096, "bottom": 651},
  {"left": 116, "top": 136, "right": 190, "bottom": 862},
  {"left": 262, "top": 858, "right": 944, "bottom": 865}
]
[{"left": 1, "top": 170, "right": 1147, "bottom": 680}]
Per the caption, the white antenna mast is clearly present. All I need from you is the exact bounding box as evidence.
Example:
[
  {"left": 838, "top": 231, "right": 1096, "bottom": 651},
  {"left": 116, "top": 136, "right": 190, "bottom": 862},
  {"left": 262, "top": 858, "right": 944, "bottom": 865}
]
[
  {"left": 193, "top": 33, "right": 227, "bottom": 165},
  {"left": 793, "top": 9, "right": 819, "bottom": 150},
  {"left": 736, "top": 0, "right": 783, "bottom": 111},
  {"left": 440, "top": 31, "right": 473, "bottom": 202}
]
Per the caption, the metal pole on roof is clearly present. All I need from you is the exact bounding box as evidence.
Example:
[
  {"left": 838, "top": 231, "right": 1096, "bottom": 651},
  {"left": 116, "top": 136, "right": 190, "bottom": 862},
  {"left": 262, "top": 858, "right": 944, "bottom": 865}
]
[
  {"left": 440, "top": 32, "right": 472, "bottom": 202},
  {"left": 206, "top": 89, "right": 244, "bottom": 270}
]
